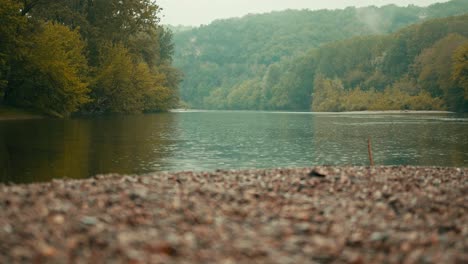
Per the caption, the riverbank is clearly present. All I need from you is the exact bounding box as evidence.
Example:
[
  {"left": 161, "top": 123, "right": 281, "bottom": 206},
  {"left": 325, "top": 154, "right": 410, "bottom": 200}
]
[
  {"left": 1, "top": 166, "right": 467, "bottom": 263},
  {"left": 0, "top": 104, "right": 43, "bottom": 121},
  {"left": 170, "top": 109, "right": 455, "bottom": 114},
  {"left": 0, "top": 106, "right": 455, "bottom": 121}
]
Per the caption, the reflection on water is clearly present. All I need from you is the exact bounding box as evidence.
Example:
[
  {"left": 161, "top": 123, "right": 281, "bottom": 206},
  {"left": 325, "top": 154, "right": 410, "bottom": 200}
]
[
  {"left": 0, "top": 114, "right": 176, "bottom": 183},
  {"left": 1, "top": 111, "right": 467, "bottom": 183}
]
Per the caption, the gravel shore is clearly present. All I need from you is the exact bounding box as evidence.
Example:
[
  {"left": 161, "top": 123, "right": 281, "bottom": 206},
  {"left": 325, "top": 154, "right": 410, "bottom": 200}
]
[{"left": 0, "top": 166, "right": 467, "bottom": 263}]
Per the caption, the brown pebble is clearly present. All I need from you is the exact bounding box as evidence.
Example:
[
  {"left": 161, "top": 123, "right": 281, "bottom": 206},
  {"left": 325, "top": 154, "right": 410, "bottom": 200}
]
[{"left": 0, "top": 166, "right": 466, "bottom": 263}]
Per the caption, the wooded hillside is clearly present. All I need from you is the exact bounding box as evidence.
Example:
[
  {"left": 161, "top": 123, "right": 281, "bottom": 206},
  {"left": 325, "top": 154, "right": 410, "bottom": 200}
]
[
  {"left": 0, "top": 0, "right": 181, "bottom": 117},
  {"left": 174, "top": 0, "right": 468, "bottom": 112}
]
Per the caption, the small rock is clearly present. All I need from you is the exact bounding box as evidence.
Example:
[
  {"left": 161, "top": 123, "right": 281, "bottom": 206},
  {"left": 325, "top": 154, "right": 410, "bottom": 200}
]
[
  {"left": 80, "top": 216, "right": 98, "bottom": 226},
  {"left": 308, "top": 169, "right": 326, "bottom": 178},
  {"left": 146, "top": 242, "right": 178, "bottom": 256},
  {"left": 37, "top": 243, "right": 57, "bottom": 257},
  {"left": 52, "top": 214, "right": 65, "bottom": 225},
  {"left": 370, "top": 232, "right": 389, "bottom": 242},
  {"left": 373, "top": 191, "right": 383, "bottom": 200},
  {"left": 2, "top": 224, "right": 12, "bottom": 233}
]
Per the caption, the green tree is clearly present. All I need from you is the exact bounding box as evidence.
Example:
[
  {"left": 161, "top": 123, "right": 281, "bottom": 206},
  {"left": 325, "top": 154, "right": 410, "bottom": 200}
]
[
  {"left": 174, "top": 1, "right": 468, "bottom": 110},
  {"left": 311, "top": 75, "right": 345, "bottom": 112},
  {"left": 341, "top": 87, "right": 375, "bottom": 111},
  {"left": 203, "top": 88, "right": 228, "bottom": 109},
  {"left": 91, "top": 44, "right": 143, "bottom": 113},
  {"left": 227, "top": 79, "right": 262, "bottom": 109},
  {"left": 0, "top": 0, "right": 25, "bottom": 96},
  {"left": 414, "top": 33, "right": 467, "bottom": 99},
  {"left": 90, "top": 43, "right": 177, "bottom": 114},
  {"left": 452, "top": 43, "right": 468, "bottom": 106},
  {"left": 18, "top": 0, "right": 180, "bottom": 114},
  {"left": 6, "top": 22, "right": 90, "bottom": 116},
  {"left": 142, "top": 64, "right": 179, "bottom": 112}
]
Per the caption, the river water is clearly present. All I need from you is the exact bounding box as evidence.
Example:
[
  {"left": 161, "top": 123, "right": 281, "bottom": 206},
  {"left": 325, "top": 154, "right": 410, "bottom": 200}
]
[{"left": 1, "top": 111, "right": 467, "bottom": 183}]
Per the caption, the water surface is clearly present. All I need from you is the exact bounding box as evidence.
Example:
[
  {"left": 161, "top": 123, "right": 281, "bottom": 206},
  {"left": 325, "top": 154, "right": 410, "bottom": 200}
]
[{"left": 1, "top": 111, "right": 467, "bottom": 183}]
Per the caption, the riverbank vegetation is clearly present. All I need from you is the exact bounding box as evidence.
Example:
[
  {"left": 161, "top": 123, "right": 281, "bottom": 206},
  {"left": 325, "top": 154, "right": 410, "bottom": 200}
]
[
  {"left": 0, "top": 104, "right": 42, "bottom": 120},
  {"left": 304, "top": 16, "right": 468, "bottom": 112},
  {"left": 174, "top": 0, "right": 468, "bottom": 112},
  {"left": 0, "top": 0, "right": 180, "bottom": 117}
]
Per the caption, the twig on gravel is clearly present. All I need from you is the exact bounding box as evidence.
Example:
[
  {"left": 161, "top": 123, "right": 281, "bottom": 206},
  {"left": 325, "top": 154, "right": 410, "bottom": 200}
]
[{"left": 368, "top": 137, "right": 375, "bottom": 166}]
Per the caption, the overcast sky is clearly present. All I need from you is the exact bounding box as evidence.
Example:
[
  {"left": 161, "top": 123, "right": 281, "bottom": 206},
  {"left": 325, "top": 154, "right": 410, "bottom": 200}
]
[{"left": 157, "top": 0, "right": 450, "bottom": 26}]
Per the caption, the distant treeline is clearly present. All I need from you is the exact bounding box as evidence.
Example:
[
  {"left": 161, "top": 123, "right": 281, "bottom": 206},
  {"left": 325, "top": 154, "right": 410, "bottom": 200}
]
[
  {"left": 264, "top": 14, "right": 468, "bottom": 112},
  {"left": 174, "top": 0, "right": 468, "bottom": 112},
  {"left": 0, "top": 0, "right": 180, "bottom": 117}
]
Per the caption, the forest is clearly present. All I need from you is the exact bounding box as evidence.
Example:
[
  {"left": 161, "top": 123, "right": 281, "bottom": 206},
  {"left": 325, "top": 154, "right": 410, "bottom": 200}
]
[
  {"left": 0, "top": 0, "right": 180, "bottom": 117},
  {"left": 174, "top": 0, "right": 468, "bottom": 112},
  {"left": 1, "top": 0, "right": 467, "bottom": 115}
]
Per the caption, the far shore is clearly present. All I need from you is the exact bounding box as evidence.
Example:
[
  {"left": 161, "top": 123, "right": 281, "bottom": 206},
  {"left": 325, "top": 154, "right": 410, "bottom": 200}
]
[
  {"left": 0, "top": 166, "right": 466, "bottom": 263},
  {"left": 170, "top": 109, "right": 455, "bottom": 114},
  {"left": 0, "top": 105, "right": 44, "bottom": 121},
  {"left": 332, "top": 110, "right": 454, "bottom": 114},
  {"left": 0, "top": 106, "right": 457, "bottom": 121}
]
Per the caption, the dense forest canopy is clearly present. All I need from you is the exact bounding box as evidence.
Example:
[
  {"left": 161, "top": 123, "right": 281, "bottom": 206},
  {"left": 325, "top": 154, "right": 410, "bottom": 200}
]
[
  {"left": 307, "top": 14, "right": 468, "bottom": 112},
  {"left": 2, "top": 0, "right": 467, "bottom": 114},
  {"left": 173, "top": 0, "right": 468, "bottom": 112},
  {"left": 0, "top": 0, "right": 181, "bottom": 117}
]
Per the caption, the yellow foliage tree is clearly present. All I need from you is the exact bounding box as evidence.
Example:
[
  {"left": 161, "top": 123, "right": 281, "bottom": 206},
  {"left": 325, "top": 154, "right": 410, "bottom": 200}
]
[
  {"left": 311, "top": 74, "right": 345, "bottom": 112},
  {"left": 311, "top": 75, "right": 445, "bottom": 112},
  {"left": 92, "top": 44, "right": 143, "bottom": 113},
  {"left": 142, "top": 65, "right": 174, "bottom": 112},
  {"left": 342, "top": 87, "right": 375, "bottom": 111},
  {"left": 452, "top": 43, "right": 468, "bottom": 101},
  {"left": 91, "top": 43, "right": 175, "bottom": 113},
  {"left": 0, "top": 0, "right": 26, "bottom": 95},
  {"left": 7, "top": 22, "right": 90, "bottom": 116}
]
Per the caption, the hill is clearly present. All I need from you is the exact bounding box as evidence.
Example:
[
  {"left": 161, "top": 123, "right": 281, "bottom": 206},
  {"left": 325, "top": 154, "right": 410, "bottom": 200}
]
[
  {"left": 173, "top": 0, "right": 468, "bottom": 111},
  {"left": 283, "top": 14, "right": 468, "bottom": 112}
]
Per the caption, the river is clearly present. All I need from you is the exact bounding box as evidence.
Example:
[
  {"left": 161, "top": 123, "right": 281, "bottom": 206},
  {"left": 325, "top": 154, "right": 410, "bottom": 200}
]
[{"left": 1, "top": 111, "right": 467, "bottom": 183}]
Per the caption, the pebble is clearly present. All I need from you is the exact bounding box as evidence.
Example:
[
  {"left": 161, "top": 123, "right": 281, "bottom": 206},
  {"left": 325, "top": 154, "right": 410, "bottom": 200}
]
[
  {"left": 0, "top": 166, "right": 466, "bottom": 263},
  {"left": 80, "top": 216, "right": 98, "bottom": 226}
]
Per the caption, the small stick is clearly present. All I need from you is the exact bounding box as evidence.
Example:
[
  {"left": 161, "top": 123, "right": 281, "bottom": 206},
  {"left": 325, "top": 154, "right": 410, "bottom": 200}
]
[{"left": 368, "top": 137, "right": 375, "bottom": 166}]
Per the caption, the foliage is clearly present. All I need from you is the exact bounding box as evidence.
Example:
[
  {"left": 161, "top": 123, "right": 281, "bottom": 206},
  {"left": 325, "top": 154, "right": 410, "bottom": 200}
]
[
  {"left": 0, "top": 0, "right": 180, "bottom": 115},
  {"left": 226, "top": 79, "right": 262, "bottom": 110},
  {"left": 311, "top": 75, "right": 345, "bottom": 112},
  {"left": 91, "top": 44, "right": 139, "bottom": 113},
  {"left": 143, "top": 64, "right": 181, "bottom": 112},
  {"left": 452, "top": 43, "right": 468, "bottom": 101},
  {"left": 191, "top": 11, "right": 468, "bottom": 112},
  {"left": 89, "top": 43, "right": 180, "bottom": 114},
  {"left": 286, "top": 14, "right": 468, "bottom": 112},
  {"left": 6, "top": 22, "right": 90, "bottom": 117},
  {"left": 413, "top": 34, "right": 468, "bottom": 110},
  {"left": 0, "top": 0, "right": 25, "bottom": 94},
  {"left": 173, "top": 0, "right": 468, "bottom": 110},
  {"left": 312, "top": 76, "right": 446, "bottom": 112}
]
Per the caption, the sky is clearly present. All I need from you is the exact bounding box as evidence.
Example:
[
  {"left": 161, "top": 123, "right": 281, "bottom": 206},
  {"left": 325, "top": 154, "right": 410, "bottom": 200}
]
[{"left": 157, "top": 0, "right": 450, "bottom": 26}]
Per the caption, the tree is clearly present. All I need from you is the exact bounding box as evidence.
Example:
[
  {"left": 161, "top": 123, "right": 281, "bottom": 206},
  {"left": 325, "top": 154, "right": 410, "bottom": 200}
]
[
  {"left": 414, "top": 33, "right": 467, "bottom": 99},
  {"left": 89, "top": 42, "right": 178, "bottom": 114},
  {"left": 311, "top": 75, "right": 345, "bottom": 112},
  {"left": 142, "top": 64, "right": 179, "bottom": 112},
  {"left": 452, "top": 43, "right": 468, "bottom": 100},
  {"left": 0, "top": 0, "right": 25, "bottom": 96},
  {"left": 227, "top": 79, "right": 262, "bottom": 109},
  {"left": 90, "top": 44, "right": 143, "bottom": 113},
  {"left": 452, "top": 43, "right": 468, "bottom": 107},
  {"left": 5, "top": 22, "right": 90, "bottom": 116},
  {"left": 173, "top": 1, "right": 468, "bottom": 110},
  {"left": 15, "top": 0, "right": 180, "bottom": 114}
]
